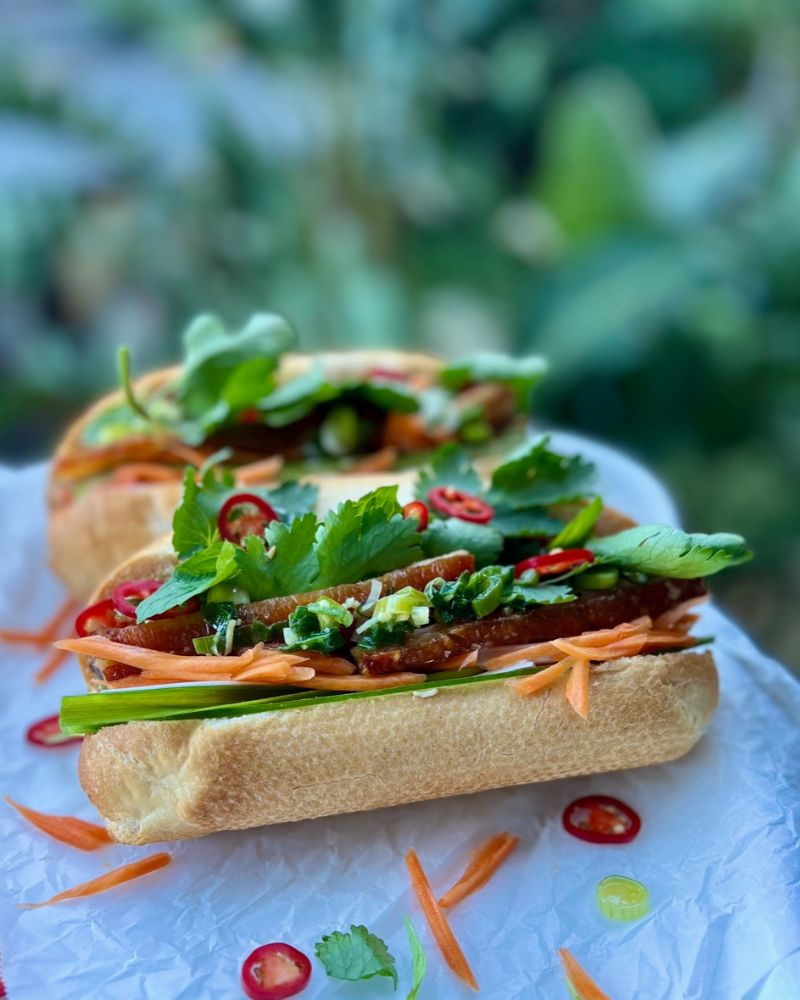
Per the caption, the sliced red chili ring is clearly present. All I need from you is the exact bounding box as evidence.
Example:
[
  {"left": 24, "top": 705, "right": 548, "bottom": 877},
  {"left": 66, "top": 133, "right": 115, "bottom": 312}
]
[
  {"left": 241, "top": 943, "right": 311, "bottom": 1000},
  {"left": 75, "top": 599, "right": 124, "bottom": 638},
  {"left": 366, "top": 367, "right": 409, "bottom": 382},
  {"left": 428, "top": 486, "right": 494, "bottom": 524},
  {"left": 402, "top": 500, "right": 429, "bottom": 531},
  {"left": 562, "top": 795, "right": 641, "bottom": 844},
  {"left": 218, "top": 493, "right": 279, "bottom": 545},
  {"left": 112, "top": 579, "right": 162, "bottom": 619},
  {"left": 26, "top": 714, "right": 83, "bottom": 748},
  {"left": 515, "top": 548, "right": 595, "bottom": 578}
]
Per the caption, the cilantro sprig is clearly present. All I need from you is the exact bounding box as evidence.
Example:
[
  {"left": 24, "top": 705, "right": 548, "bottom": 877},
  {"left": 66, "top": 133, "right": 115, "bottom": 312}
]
[{"left": 315, "top": 925, "right": 398, "bottom": 989}]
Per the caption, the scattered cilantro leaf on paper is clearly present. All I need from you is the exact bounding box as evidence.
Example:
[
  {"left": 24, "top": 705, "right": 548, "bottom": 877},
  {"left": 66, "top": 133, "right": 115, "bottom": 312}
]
[
  {"left": 315, "top": 924, "right": 398, "bottom": 988},
  {"left": 403, "top": 916, "right": 427, "bottom": 1000}
]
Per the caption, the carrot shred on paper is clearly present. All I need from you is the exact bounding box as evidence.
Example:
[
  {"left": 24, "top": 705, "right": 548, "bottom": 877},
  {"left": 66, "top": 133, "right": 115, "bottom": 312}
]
[
  {"left": 564, "top": 658, "right": 591, "bottom": 719},
  {"left": 5, "top": 798, "right": 112, "bottom": 852},
  {"left": 439, "top": 833, "right": 519, "bottom": 909},
  {"left": 405, "top": 849, "right": 479, "bottom": 991},
  {"left": 0, "top": 599, "right": 78, "bottom": 647},
  {"left": 20, "top": 852, "right": 172, "bottom": 909},
  {"left": 34, "top": 647, "right": 73, "bottom": 684},
  {"left": 558, "top": 948, "right": 613, "bottom": 1000}
]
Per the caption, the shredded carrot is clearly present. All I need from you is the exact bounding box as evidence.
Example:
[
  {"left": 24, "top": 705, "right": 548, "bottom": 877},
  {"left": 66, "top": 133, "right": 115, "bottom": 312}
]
[
  {"left": 285, "top": 672, "right": 427, "bottom": 692},
  {"left": 0, "top": 598, "right": 78, "bottom": 647},
  {"left": 234, "top": 456, "right": 284, "bottom": 485},
  {"left": 640, "top": 632, "right": 700, "bottom": 653},
  {"left": 349, "top": 446, "right": 399, "bottom": 473},
  {"left": 558, "top": 949, "right": 613, "bottom": 1000},
  {"left": 6, "top": 798, "right": 112, "bottom": 852},
  {"left": 564, "top": 658, "right": 590, "bottom": 719},
  {"left": 552, "top": 634, "right": 648, "bottom": 661},
  {"left": 511, "top": 658, "right": 573, "bottom": 696},
  {"left": 55, "top": 637, "right": 313, "bottom": 685},
  {"left": 653, "top": 595, "right": 708, "bottom": 629},
  {"left": 561, "top": 617, "right": 651, "bottom": 649},
  {"left": 439, "top": 833, "right": 519, "bottom": 909},
  {"left": 20, "top": 852, "right": 172, "bottom": 909},
  {"left": 405, "top": 849, "right": 479, "bottom": 992},
  {"left": 166, "top": 443, "right": 209, "bottom": 467},
  {"left": 107, "top": 463, "right": 184, "bottom": 486},
  {"left": 35, "top": 647, "right": 73, "bottom": 684}
]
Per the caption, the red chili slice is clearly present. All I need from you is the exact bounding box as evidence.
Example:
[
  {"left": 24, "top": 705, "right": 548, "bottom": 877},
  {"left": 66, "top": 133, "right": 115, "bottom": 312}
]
[
  {"left": 26, "top": 714, "right": 83, "bottom": 748},
  {"left": 241, "top": 943, "right": 311, "bottom": 1000},
  {"left": 562, "top": 795, "right": 641, "bottom": 844},
  {"left": 112, "top": 579, "right": 162, "bottom": 619},
  {"left": 366, "top": 367, "right": 409, "bottom": 383},
  {"left": 428, "top": 486, "right": 494, "bottom": 524},
  {"left": 218, "top": 493, "right": 279, "bottom": 545},
  {"left": 402, "top": 500, "right": 429, "bottom": 531},
  {"left": 515, "top": 548, "right": 595, "bottom": 578},
  {"left": 75, "top": 599, "right": 124, "bottom": 638}
]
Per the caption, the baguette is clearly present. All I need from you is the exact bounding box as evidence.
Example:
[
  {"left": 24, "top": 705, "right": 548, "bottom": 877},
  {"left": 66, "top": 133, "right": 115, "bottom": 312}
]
[
  {"left": 48, "top": 350, "right": 443, "bottom": 598},
  {"left": 78, "top": 650, "right": 717, "bottom": 844}
]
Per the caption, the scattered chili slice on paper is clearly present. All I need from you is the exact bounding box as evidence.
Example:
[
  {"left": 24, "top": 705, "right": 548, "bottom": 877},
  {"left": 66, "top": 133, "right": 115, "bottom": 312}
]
[
  {"left": 26, "top": 714, "right": 82, "bottom": 749},
  {"left": 241, "top": 943, "right": 312, "bottom": 1000},
  {"left": 562, "top": 795, "right": 641, "bottom": 845},
  {"left": 5, "top": 798, "right": 112, "bottom": 851},
  {"left": 20, "top": 852, "right": 172, "bottom": 909}
]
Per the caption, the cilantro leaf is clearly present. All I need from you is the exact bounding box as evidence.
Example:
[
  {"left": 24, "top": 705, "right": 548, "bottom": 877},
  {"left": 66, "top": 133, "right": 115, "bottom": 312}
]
[
  {"left": 313, "top": 487, "right": 422, "bottom": 586},
  {"left": 404, "top": 917, "right": 426, "bottom": 1000},
  {"left": 237, "top": 514, "right": 320, "bottom": 598},
  {"left": 421, "top": 518, "right": 503, "bottom": 568},
  {"left": 315, "top": 924, "right": 398, "bottom": 989},
  {"left": 440, "top": 352, "right": 548, "bottom": 406},
  {"left": 489, "top": 505, "right": 564, "bottom": 538},
  {"left": 136, "top": 540, "right": 239, "bottom": 620},
  {"left": 487, "top": 437, "right": 596, "bottom": 509},
  {"left": 171, "top": 468, "right": 318, "bottom": 559},
  {"left": 503, "top": 581, "right": 575, "bottom": 609},
  {"left": 176, "top": 312, "right": 295, "bottom": 427},
  {"left": 415, "top": 444, "right": 483, "bottom": 502},
  {"left": 589, "top": 525, "right": 752, "bottom": 578},
  {"left": 549, "top": 496, "right": 603, "bottom": 549}
]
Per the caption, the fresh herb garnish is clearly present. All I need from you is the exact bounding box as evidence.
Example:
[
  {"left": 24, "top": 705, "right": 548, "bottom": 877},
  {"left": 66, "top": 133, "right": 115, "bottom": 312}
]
[
  {"left": 315, "top": 924, "right": 398, "bottom": 989},
  {"left": 589, "top": 525, "right": 752, "bottom": 578},
  {"left": 549, "top": 496, "right": 603, "bottom": 549},
  {"left": 425, "top": 566, "right": 574, "bottom": 624},
  {"left": 404, "top": 917, "right": 427, "bottom": 1000},
  {"left": 421, "top": 518, "right": 504, "bottom": 568},
  {"left": 440, "top": 352, "right": 548, "bottom": 407}
]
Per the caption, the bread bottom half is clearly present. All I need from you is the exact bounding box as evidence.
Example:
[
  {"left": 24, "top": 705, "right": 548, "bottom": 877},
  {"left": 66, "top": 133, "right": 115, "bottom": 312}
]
[{"left": 79, "top": 651, "right": 718, "bottom": 844}]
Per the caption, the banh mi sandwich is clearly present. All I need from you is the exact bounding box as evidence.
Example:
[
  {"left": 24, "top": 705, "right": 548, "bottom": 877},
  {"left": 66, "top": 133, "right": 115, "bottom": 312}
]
[
  {"left": 49, "top": 312, "right": 546, "bottom": 598},
  {"left": 57, "top": 438, "right": 750, "bottom": 844}
]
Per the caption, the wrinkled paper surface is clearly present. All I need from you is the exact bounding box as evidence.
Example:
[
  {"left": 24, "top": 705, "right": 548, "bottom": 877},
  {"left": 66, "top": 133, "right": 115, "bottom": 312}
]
[{"left": 1, "top": 433, "right": 798, "bottom": 999}]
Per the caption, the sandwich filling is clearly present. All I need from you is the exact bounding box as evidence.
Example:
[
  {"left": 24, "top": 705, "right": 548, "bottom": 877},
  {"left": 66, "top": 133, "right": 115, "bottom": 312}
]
[
  {"left": 50, "top": 312, "right": 546, "bottom": 508},
  {"left": 58, "top": 438, "right": 750, "bottom": 731}
]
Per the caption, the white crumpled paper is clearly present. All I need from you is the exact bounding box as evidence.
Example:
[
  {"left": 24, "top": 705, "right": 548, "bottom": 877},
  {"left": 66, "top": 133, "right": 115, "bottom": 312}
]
[{"left": 1, "top": 433, "right": 798, "bottom": 999}]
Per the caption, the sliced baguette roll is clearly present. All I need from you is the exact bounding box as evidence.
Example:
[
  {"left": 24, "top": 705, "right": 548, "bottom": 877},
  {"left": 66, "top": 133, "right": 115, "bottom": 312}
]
[
  {"left": 48, "top": 350, "right": 443, "bottom": 598},
  {"left": 79, "top": 650, "right": 718, "bottom": 844}
]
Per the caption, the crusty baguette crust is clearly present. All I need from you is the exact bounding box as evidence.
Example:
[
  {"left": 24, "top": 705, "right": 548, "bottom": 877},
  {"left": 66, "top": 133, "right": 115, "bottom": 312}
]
[
  {"left": 78, "top": 650, "right": 718, "bottom": 844},
  {"left": 49, "top": 350, "right": 442, "bottom": 596}
]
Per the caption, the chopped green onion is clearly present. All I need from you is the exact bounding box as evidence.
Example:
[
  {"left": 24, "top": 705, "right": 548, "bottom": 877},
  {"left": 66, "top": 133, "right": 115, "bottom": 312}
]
[
  {"left": 596, "top": 876, "right": 650, "bottom": 922},
  {"left": 117, "top": 346, "right": 151, "bottom": 421},
  {"left": 575, "top": 567, "right": 620, "bottom": 590}
]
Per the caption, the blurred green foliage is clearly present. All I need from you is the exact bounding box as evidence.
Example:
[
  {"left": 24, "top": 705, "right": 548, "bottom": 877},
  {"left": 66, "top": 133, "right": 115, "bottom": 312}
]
[{"left": 0, "top": 0, "right": 798, "bottom": 664}]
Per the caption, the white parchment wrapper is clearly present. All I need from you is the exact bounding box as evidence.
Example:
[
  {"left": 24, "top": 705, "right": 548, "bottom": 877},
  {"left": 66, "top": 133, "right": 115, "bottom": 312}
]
[{"left": 1, "top": 435, "right": 798, "bottom": 999}]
